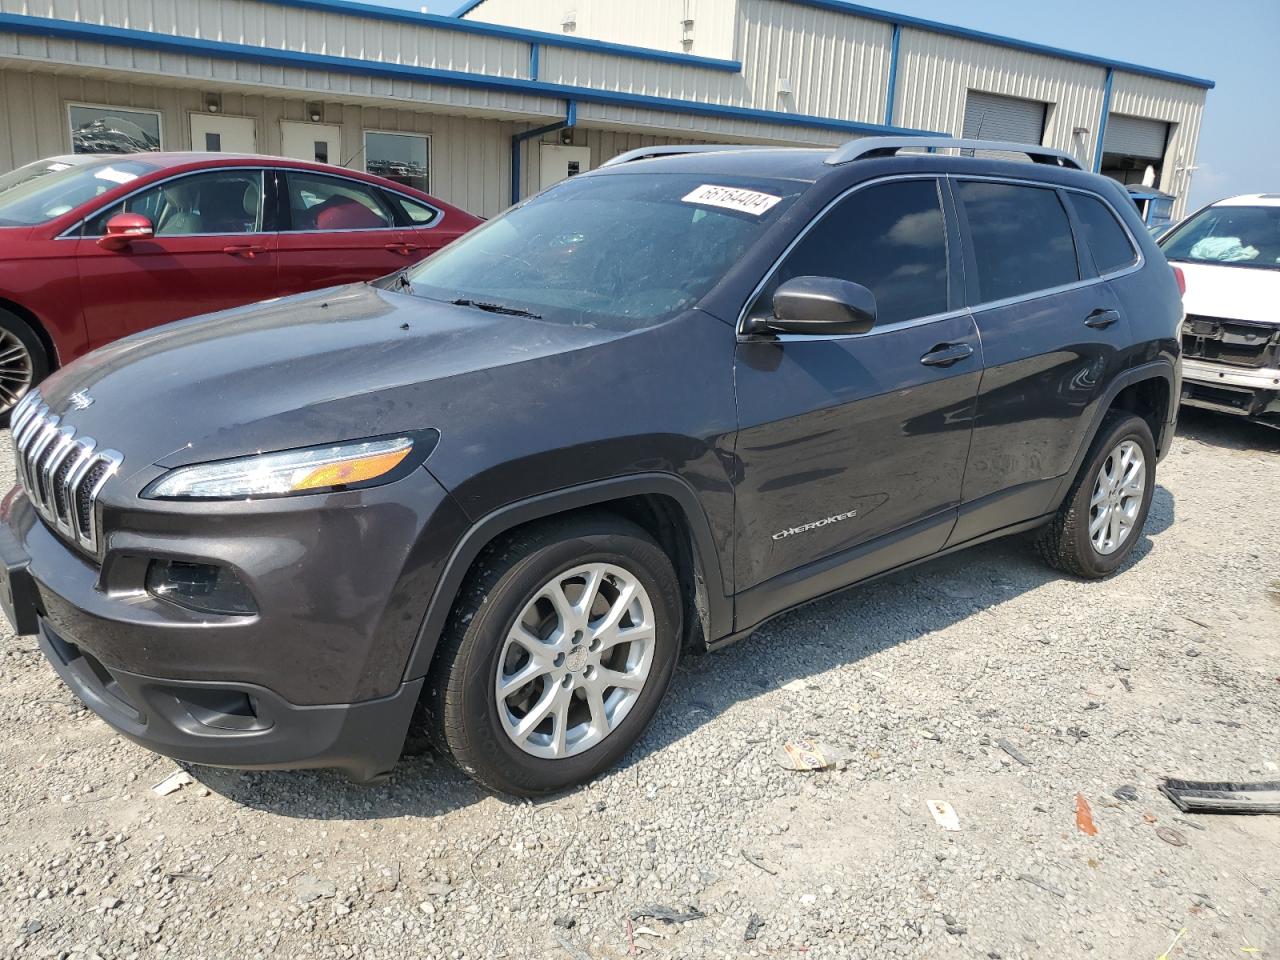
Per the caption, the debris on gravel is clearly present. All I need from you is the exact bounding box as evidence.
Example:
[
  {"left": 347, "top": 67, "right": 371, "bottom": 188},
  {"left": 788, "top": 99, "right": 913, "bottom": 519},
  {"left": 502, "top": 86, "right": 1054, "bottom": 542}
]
[{"left": 1, "top": 410, "right": 1278, "bottom": 959}]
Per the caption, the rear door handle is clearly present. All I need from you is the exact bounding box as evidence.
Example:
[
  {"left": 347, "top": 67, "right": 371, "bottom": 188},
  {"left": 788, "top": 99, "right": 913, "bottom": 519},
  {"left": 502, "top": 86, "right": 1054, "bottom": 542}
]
[
  {"left": 920, "top": 342, "right": 975, "bottom": 367},
  {"left": 223, "top": 244, "right": 265, "bottom": 259},
  {"left": 384, "top": 243, "right": 421, "bottom": 255},
  {"left": 1085, "top": 308, "right": 1121, "bottom": 329}
]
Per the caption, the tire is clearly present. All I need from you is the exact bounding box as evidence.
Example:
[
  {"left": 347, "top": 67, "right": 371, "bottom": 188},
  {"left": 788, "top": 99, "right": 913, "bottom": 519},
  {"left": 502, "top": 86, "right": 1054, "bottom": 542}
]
[
  {"left": 422, "top": 513, "right": 682, "bottom": 797},
  {"left": 0, "top": 308, "right": 49, "bottom": 426},
  {"left": 1036, "top": 411, "right": 1156, "bottom": 579}
]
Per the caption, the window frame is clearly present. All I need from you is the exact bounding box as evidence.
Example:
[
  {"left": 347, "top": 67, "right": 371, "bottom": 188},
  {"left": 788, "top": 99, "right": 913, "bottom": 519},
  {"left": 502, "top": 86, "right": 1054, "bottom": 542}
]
[
  {"left": 277, "top": 168, "right": 424, "bottom": 234},
  {"left": 362, "top": 129, "right": 431, "bottom": 194},
  {"left": 66, "top": 101, "right": 164, "bottom": 156},
  {"left": 951, "top": 175, "right": 1146, "bottom": 312},
  {"left": 736, "top": 174, "right": 965, "bottom": 340},
  {"left": 70, "top": 166, "right": 272, "bottom": 239}
]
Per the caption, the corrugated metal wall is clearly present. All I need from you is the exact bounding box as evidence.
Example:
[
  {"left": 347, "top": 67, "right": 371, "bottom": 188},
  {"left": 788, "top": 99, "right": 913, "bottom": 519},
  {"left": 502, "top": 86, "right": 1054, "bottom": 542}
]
[
  {"left": 0, "top": 22, "right": 560, "bottom": 120},
  {"left": 1108, "top": 73, "right": 1206, "bottom": 218},
  {"left": 464, "top": 0, "right": 740, "bottom": 61},
  {"left": 0, "top": 0, "right": 1210, "bottom": 218},
  {"left": 0, "top": 66, "right": 519, "bottom": 217},
  {"left": 893, "top": 28, "right": 1107, "bottom": 169},
  {"left": 737, "top": 0, "right": 890, "bottom": 121}
]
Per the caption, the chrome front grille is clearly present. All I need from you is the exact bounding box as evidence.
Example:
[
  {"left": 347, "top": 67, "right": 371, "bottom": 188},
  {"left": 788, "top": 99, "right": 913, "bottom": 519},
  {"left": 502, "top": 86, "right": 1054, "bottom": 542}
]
[{"left": 10, "top": 391, "right": 122, "bottom": 554}]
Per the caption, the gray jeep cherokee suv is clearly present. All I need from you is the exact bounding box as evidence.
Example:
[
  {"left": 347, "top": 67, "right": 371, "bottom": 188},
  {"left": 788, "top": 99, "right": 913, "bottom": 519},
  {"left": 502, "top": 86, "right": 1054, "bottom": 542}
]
[{"left": 0, "top": 137, "right": 1182, "bottom": 796}]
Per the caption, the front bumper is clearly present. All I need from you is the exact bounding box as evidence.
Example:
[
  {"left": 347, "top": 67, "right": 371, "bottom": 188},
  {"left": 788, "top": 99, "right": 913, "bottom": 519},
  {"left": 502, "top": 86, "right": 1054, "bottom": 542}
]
[
  {"left": 1181, "top": 358, "right": 1280, "bottom": 420},
  {"left": 36, "top": 616, "right": 422, "bottom": 782},
  {"left": 0, "top": 467, "right": 468, "bottom": 781}
]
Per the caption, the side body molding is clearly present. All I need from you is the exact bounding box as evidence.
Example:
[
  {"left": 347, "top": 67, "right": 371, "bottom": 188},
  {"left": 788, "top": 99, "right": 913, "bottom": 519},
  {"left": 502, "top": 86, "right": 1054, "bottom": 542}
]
[{"left": 401, "top": 473, "right": 733, "bottom": 681}]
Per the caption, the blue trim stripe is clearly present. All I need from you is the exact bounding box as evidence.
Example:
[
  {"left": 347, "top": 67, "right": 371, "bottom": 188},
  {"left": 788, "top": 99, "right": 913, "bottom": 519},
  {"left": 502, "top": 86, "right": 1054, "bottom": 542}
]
[
  {"left": 784, "top": 0, "right": 1215, "bottom": 90},
  {"left": 883, "top": 23, "right": 900, "bottom": 126},
  {"left": 0, "top": 13, "right": 936, "bottom": 138},
  {"left": 258, "top": 0, "right": 743, "bottom": 73},
  {"left": 1093, "top": 68, "right": 1114, "bottom": 173}
]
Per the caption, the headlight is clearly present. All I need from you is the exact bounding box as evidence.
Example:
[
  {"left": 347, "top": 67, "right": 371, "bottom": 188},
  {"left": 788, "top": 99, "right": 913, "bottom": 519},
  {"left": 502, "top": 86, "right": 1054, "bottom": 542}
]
[{"left": 144, "top": 436, "right": 420, "bottom": 500}]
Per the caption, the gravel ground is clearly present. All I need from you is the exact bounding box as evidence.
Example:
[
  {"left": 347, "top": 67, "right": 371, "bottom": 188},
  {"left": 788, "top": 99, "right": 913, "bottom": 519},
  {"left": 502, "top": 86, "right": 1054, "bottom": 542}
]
[{"left": 1, "top": 409, "right": 1278, "bottom": 960}]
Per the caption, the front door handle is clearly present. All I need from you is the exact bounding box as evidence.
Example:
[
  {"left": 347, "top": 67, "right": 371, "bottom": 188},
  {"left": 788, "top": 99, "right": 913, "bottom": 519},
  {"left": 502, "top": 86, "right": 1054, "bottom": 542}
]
[
  {"left": 1085, "top": 308, "right": 1121, "bottom": 329},
  {"left": 223, "top": 244, "right": 265, "bottom": 259},
  {"left": 920, "top": 342, "right": 975, "bottom": 367},
  {"left": 384, "top": 243, "right": 421, "bottom": 256}
]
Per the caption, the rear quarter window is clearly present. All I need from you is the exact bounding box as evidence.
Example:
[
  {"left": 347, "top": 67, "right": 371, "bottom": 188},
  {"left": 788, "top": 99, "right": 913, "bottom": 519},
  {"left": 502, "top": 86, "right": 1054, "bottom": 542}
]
[{"left": 1069, "top": 193, "right": 1137, "bottom": 274}]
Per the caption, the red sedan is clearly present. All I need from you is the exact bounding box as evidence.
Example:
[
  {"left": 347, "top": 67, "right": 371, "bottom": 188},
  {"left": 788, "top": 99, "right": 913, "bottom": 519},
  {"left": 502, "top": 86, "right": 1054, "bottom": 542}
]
[{"left": 0, "top": 153, "right": 482, "bottom": 418}]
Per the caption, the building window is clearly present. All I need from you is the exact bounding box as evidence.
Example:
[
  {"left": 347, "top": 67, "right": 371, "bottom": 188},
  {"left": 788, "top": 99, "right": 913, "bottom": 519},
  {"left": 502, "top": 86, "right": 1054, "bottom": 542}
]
[
  {"left": 68, "top": 104, "right": 162, "bottom": 155},
  {"left": 364, "top": 131, "right": 429, "bottom": 193}
]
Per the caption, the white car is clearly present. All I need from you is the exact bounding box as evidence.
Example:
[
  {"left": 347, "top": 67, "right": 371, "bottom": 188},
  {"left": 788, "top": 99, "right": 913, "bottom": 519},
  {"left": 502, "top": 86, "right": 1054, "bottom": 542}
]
[{"left": 1159, "top": 194, "right": 1280, "bottom": 424}]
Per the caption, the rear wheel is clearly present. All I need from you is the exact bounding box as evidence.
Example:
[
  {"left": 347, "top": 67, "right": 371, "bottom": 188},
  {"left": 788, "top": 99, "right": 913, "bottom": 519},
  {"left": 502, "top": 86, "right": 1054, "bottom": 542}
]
[
  {"left": 1036, "top": 411, "right": 1156, "bottom": 578},
  {"left": 422, "top": 514, "right": 682, "bottom": 796},
  {"left": 0, "top": 308, "right": 48, "bottom": 424}
]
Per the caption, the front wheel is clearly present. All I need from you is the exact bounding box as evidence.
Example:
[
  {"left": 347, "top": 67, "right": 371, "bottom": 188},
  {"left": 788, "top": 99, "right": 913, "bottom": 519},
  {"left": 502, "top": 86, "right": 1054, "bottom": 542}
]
[
  {"left": 0, "top": 308, "right": 48, "bottom": 424},
  {"left": 1036, "top": 411, "right": 1156, "bottom": 578},
  {"left": 422, "top": 514, "right": 682, "bottom": 796}
]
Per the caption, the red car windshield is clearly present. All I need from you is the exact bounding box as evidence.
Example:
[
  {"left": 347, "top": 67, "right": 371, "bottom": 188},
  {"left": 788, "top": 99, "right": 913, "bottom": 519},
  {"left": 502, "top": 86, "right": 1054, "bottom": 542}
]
[{"left": 0, "top": 156, "right": 159, "bottom": 227}]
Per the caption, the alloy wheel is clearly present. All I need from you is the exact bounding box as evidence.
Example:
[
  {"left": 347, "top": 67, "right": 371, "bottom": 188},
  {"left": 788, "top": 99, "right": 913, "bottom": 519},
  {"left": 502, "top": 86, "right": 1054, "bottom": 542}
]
[
  {"left": 495, "top": 562, "right": 656, "bottom": 760},
  {"left": 0, "top": 328, "right": 33, "bottom": 414},
  {"left": 1088, "top": 439, "right": 1145, "bottom": 555}
]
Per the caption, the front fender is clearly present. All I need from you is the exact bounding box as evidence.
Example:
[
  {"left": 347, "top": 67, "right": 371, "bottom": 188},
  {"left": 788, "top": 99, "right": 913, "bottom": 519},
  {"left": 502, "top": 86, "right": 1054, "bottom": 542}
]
[{"left": 401, "top": 472, "right": 732, "bottom": 682}]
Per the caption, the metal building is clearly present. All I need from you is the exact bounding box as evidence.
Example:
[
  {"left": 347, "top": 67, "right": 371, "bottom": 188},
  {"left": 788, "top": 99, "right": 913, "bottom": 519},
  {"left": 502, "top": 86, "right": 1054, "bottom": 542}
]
[{"left": 0, "top": 0, "right": 1212, "bottom": 219}]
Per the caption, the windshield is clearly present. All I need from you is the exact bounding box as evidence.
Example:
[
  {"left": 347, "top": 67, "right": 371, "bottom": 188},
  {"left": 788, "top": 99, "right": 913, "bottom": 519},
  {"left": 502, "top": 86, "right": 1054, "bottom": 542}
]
[
  {"left": 1160, "top": 204, "right": 1280, "bottom": 270},
  {"left": 404, "top": 172, "right": 804, "bottom": 330},
  {"left": 0, "top": 157, "right": 159, "bottom": 227}
]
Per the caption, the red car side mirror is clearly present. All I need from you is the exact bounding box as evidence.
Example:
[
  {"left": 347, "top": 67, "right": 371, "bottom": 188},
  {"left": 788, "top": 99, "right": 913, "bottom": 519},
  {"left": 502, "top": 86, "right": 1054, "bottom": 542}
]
[{"left": 98, "top": 212, "right": 154, "bottom": 251}]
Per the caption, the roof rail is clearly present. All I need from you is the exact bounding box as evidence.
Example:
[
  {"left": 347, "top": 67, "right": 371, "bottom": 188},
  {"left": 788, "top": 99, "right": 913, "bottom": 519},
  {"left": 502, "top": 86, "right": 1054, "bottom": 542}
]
[
  {"left": 600, "top": 144, "right": 773, "bottom": 168},
  {"left": 825, "top": 136, "right": 1083, "bottom": 170}
]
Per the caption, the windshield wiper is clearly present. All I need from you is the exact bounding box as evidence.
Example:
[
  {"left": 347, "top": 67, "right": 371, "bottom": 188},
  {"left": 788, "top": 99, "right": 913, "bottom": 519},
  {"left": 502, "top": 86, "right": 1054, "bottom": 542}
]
[{"left": 449, "top": 298, "right": 542, "bottom": 319}]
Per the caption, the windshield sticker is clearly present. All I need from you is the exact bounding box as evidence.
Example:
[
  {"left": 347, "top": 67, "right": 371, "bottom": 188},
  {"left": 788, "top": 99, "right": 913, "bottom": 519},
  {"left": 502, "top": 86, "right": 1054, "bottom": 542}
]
[
  {"left": 94, "top": 167, "right": 139, "bottom": 186},
  {"left": 45, "top": 162, "right": 72, "bottom": 173},
  {"left": 682, "top": 184, "right": 782, "bottom": 217}
]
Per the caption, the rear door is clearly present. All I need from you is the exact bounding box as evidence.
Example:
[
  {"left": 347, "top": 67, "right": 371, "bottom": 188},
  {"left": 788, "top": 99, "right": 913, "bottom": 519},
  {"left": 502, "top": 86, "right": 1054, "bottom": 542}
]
[
  {"left": 275, "top": 169, "right": 418, "bottom": 296},
  {"left": 75, "top": 167, "right": 278, "bottom": 349},
  {"left": 732, "top": 177, "right": 981, "bottom": 613},
  {"left": 949, "top": 178, "right": 1133, "bottom": 542}
]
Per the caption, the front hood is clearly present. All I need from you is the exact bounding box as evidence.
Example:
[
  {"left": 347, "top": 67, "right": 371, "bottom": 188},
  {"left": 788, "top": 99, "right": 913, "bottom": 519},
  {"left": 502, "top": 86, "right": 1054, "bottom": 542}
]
[
  {"left": 36, "top": 284, "right": 630, "bottom": 474},
  {"left": 1175, "top": 261, "right": 1280, "bottom": 325}
]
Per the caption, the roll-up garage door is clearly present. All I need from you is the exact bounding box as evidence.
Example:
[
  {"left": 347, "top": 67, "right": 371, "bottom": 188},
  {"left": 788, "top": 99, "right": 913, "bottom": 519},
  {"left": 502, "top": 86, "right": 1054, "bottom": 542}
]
[
  {"left": 1103, "top": 114, "right": 1169, "bottom": 160},
  {"left": 962, "top": 91, "right": 1048, "bottom": 143}
]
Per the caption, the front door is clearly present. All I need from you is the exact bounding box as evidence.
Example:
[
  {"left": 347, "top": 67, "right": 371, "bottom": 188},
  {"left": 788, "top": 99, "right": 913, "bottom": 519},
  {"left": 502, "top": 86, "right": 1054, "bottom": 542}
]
[
  {"left": 190, "top": 114, "right": 257, "bottom": 154},
  {"left": 733, "top": 178, "right": 981, "bottom": 620},
  {"left": 539, "top": 144, "right": 592, "bottom": 191},
  {"left": 75, "top": 168, "right": 278, "bottom": 349},
  {"left": 280, "top": 121, "right": 342, "bottom": 166},
  {"left": 949, "top": 179, "right": 1132, "bottom": 542}
]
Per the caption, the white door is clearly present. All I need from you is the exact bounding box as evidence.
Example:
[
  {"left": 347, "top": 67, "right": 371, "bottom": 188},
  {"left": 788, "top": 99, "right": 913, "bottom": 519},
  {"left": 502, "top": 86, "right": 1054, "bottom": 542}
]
[
  {"left": 281, "top": 121, "right": 342, "bottom": 166},
  {"left": 539, "top": 144, "right": 591, "bottom": 190},
  {"left": 190, "top": 114, "right": 257, "bottom": 153}
]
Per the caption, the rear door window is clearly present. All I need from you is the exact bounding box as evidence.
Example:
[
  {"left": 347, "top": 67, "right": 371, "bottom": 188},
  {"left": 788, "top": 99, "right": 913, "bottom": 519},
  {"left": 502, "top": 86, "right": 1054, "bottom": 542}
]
[
  {"left": 957, "top": 181, "right": 1080, "bottom": 302},
  {"left": 760, "top": 178, "right": 950, "bottom": 325},
  {"left": 1069, "top": 193, "right": 1137, "bottom": 274},
  {"left": 284, "top": 171, "right": 396, "bottom": 232}
]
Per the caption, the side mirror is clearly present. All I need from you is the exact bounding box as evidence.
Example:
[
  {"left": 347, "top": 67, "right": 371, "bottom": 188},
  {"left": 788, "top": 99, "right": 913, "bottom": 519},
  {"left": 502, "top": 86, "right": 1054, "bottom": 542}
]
[
  {"left": 98, "top": 212, "right": 154, "bottom": 251},
  {"left": 746, "top": 276, "right": 877, "bottom": 336}
]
